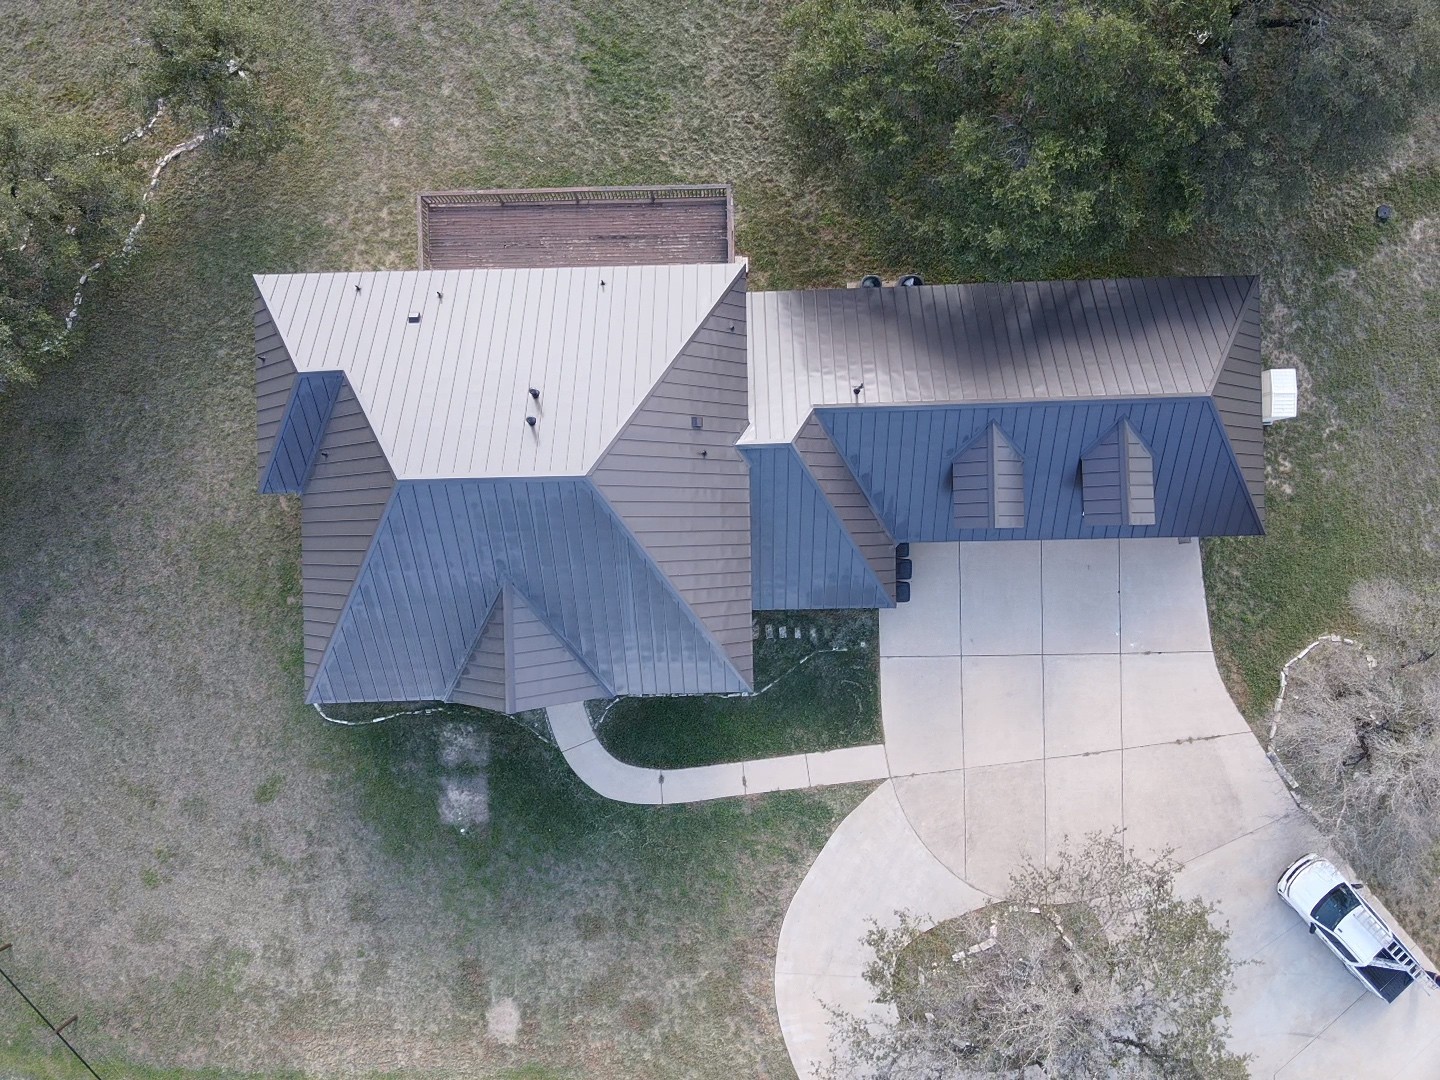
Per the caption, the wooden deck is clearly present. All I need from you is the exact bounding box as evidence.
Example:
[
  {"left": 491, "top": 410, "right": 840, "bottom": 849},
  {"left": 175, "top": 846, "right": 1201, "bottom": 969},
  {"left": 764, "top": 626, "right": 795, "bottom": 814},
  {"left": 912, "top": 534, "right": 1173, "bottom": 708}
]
[{"left": 418, "top": 185, "right": 736, "bottom": 270}]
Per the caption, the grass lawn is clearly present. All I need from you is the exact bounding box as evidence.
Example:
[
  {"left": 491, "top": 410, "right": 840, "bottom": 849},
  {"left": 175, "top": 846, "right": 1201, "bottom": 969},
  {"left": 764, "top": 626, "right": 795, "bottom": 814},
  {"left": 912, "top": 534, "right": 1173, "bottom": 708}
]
[
  {"left": 595, "top": 610, "right": 880, "bottom": 769},
  {"left": 0, "top": 3, "right": 878, "bottom": 1077}
]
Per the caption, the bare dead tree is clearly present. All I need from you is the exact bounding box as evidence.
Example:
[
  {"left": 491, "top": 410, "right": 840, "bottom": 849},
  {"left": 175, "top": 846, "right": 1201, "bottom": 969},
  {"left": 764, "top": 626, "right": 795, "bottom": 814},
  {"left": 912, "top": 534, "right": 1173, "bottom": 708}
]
[
  {"left": 825, "top": 833, "right": 1246, "bottom": 1079},
  {"left": 1273, "top": 581, "right": 1440, "bottom": 897}
]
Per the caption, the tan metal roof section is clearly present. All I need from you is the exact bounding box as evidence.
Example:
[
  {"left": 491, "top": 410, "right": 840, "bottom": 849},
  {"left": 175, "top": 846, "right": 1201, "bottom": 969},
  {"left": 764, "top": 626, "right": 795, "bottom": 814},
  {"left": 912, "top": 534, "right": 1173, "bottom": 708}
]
[
  {"left": 506, "top": 588, "right": 609, "bottom": 711},
  {"left": 299, "top": 380, "right": 396, "bottom": 687},
  {"left": 590, "top": 266, "right": 753, "bottom": 684},
  {"left": 952, "top": 422, "right": 1026, "bottom": 530},
  {"left": 1210, "top": 276, "right": 1265, "bottom": 525},
  {"left": 793, "top": 413, "right": 896, "bottom": 600},
  {"left": 450, "top": 587, "right": 608, "bottom": 713},
  {"left": 418, "top": 185, "right": 735, "bottom": 271},
  {"left": 1081, "top": 420, "right": 1156, "bottom": 527},
  {"left": 742, "top": 277, "right": 1253, "bottom": 445},
  {"left": 450, "top": 595, "right": 508, "bottom": 712},
  {"left": 254, "top": 263, "right": 744, "bottom": 479}
]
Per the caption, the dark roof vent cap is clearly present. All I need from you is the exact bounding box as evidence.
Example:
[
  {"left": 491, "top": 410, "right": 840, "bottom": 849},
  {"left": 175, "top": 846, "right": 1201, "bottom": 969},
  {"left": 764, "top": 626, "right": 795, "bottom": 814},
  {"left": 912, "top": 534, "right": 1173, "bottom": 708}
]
[
  {"left": 407, "top": 312, "right": 421, "bottom": 324},
  {"left": 899, "top": 274, "right": 924, "bottom": 287},
  {"left": 860, "top": 274, "right": 883, "bottom": 288}
]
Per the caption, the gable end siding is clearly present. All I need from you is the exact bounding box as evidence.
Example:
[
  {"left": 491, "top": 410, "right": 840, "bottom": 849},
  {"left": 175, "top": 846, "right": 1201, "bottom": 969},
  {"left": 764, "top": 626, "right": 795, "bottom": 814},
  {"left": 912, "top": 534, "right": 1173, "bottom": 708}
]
[
  {"left": 450, "top": 595, "right": 508, "bottom": 712},
  {"left": 255, "top": 288, "right": 298, "bottom": 489},
  {"left": 301, "top": 381, "right": 396, "bottom": 690},
  {"left": 794, "top": 413, "right": 896, "bottom": 600},
  {"left": 507, "top": 589, "right": 609, "bottom": 711},
  {"left": 590, "top": 269, "right": 754, "bottom": 683},
  {"left": 1211, "top": 277, "right": 1265, "bottom": 526},
  {"left": 952, "top": 423, "right": 1026, "bottom": 530}
]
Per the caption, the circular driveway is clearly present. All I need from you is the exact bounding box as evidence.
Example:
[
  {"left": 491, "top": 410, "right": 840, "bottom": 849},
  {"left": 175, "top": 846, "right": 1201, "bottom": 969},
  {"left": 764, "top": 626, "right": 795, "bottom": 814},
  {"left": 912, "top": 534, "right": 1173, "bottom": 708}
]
[{"left": 775, "top": 539, "right": 1440, "bottom": 1079}]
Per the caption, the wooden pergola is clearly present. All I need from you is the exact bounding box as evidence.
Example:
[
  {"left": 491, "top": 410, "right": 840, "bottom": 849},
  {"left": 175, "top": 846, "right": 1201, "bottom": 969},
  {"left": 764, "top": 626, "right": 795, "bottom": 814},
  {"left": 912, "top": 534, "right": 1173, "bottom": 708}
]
[{"left": 417, "top": 185, "right": 736, "bottom": 270}]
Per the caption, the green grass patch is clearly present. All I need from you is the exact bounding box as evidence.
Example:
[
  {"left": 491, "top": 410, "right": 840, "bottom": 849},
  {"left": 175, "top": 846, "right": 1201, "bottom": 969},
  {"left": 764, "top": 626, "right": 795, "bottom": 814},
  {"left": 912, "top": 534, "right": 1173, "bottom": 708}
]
[{"left": 594, "top": 609, "right": 880, "bottom": 768}]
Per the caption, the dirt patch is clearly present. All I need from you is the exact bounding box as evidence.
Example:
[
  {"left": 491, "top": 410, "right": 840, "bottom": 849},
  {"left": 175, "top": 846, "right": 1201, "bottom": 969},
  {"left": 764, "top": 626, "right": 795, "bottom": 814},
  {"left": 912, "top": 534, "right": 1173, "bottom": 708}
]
[{"left": 485, "top": 997, "right": 521, "bottom": 1045}]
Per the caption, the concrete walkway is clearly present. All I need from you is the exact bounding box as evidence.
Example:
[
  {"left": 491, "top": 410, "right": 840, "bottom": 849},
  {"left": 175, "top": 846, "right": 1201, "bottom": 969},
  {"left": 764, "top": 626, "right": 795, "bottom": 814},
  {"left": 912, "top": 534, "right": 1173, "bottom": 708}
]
[
  {"left": 545, "top": 701, "right": 888, "bottom": 805},
  {"left": 775, "top": 539, "right": 1440, "bottom": 1079}
]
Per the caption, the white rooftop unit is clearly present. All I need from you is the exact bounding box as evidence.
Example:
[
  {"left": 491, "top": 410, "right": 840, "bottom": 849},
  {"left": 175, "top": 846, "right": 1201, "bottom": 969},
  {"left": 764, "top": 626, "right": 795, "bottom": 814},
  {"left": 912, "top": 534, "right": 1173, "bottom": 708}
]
[{"left": 1262, "top": 368, "right": 1298, "bottom": 425}]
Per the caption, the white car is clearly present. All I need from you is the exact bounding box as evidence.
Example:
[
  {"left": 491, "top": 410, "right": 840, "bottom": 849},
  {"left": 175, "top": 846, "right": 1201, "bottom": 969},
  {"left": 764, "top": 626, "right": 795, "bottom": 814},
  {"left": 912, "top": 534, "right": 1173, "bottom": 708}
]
[{"left": 1277, "top": 854, "right": 1422, "bottom": 1002}]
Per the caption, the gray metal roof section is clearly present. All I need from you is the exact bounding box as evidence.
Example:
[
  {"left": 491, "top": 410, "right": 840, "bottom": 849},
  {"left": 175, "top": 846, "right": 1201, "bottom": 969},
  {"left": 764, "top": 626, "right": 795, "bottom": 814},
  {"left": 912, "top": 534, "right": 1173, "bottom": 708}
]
[
  {"left": 1080, "top": 420, "right": 1156, "bottom": 526},
  {"left": 952, "top": 423, "right": 1026, "bottom": 530},
  {"left": 744, "top": 276, "right": 1257, "bottom": 444},
  {"left": 793, "top": 414, "right": 896, "bottom": 600},
  {"left": 255, "top": 262, "right": 745, "bottom": 479},
  {"left": 309, "top": 478, "right": 749, "bottom": 704},
  {"left": 261, "top": 372, "right": 343, "bottom": 494},
  {"left": 819, "top": 399, "right": 1260, "bottom": 541},
  {"left": 1213, "top": 278, "right": 1265, "bottom": 525},
  {"left": 742, "top": 444, "right": 894, "bottom": 611}
]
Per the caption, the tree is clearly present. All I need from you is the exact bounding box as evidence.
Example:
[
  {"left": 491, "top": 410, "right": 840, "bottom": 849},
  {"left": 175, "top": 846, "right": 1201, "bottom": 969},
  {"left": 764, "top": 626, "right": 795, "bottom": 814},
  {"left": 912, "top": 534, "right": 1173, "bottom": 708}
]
[
  {"left": 1212, "top": 0, "right": 1440, "bottom": 216},
  {"left": 1, "top": 0, "right": 287, "bottom": 391},
  {"left": 828, "top": 833, "right": 1246, "bottom": 1079},
  {"left": 781, "top": 0, "right": 1440, "bottom": 278},
  {"left": 0, "top": 109, "right": 140, "bottom": 386},
  {"left": 1273, "top": 581, "right": 1440, "bottom": 896},
  {"left": 781, "top": 0, "right": 1231, "bottom": 279},
  {"left": 143, "top": 0, "right": 290, "bottom": 159}
]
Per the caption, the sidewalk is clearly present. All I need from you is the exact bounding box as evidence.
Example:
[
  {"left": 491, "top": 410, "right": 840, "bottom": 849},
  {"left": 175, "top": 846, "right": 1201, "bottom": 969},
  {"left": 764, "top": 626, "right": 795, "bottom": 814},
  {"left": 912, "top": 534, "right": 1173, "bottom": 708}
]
[{"left": 545, "top": 701, "right": 889, "bottom": 805}]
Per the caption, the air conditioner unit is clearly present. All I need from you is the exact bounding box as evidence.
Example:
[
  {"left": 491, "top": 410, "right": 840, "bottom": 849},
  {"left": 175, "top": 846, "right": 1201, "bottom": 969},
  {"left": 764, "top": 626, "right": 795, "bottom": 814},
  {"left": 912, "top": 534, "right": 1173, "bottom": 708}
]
[{"left": 1262, "top": 368, "right": 1298, "bottom": 425}]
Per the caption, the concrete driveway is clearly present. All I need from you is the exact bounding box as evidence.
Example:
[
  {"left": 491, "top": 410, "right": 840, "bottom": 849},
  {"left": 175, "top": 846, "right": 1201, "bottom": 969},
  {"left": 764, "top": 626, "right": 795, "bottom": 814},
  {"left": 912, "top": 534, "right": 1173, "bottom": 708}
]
[{"left": 775, "top": 539, "right": 1440, "bottom": 1078}]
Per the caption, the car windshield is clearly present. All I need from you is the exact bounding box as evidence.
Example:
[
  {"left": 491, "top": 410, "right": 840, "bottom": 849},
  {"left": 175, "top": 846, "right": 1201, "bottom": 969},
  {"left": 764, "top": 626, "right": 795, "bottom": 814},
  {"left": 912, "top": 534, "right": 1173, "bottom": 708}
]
[{"left": 1312, "top": 884, "right": 1361, "bottom": 930}]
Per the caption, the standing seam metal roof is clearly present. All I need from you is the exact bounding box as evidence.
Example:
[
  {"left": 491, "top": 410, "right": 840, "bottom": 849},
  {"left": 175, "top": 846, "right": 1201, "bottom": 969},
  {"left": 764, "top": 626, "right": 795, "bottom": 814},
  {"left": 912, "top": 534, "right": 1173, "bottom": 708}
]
[
  {"left": 742, "top": 276, "right": 1256, "bottom": 445},
  {"left": 256, "top": 263, "right": 745, "bottom": 479}
]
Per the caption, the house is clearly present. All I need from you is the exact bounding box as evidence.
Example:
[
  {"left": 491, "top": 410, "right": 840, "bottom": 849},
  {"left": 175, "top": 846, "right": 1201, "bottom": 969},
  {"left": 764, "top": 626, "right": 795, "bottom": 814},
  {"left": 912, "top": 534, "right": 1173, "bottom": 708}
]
[{"left": 255, "top": 186, "right": 1264, "bottom": 710}]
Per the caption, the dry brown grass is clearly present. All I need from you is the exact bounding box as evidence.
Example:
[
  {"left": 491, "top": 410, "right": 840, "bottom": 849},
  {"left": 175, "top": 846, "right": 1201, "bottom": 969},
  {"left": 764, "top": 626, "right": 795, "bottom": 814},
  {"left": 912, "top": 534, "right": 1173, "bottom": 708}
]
[{"left": 0, "top": 3, "right": 877, "bottom": 1077}]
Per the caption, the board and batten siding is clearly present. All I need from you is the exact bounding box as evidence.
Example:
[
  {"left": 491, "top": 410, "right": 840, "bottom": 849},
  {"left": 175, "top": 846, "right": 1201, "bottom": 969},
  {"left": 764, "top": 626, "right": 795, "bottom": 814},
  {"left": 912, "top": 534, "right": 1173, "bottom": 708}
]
[
  {"left": 793, "top": 414, "right": 895, "bottom": 601},
  {"left": 301, "top": 381, "right": 396, "bottom": 689},
  {"left": 590, "top": 274, "right": 754, "bottom": 684},
  {"left": 1211, "top": 277, "right": 1265, "bottom": 525},
  {"left": 255, "top": 289, "right": 298, "bottom": 489}
]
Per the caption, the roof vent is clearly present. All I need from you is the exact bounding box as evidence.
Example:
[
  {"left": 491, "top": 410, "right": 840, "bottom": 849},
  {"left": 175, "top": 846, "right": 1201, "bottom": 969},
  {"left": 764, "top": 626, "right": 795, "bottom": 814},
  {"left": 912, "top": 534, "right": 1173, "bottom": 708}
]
[
  {"left": 899, "top": 274, "right": 924, "bottom": 287},
  {"left": 691, "top": 415, "right": 703, "bottom": 430},
  {"left": 407, "top": 311, "right": 421, "bottom": 324},
  {"left": 525, "top": 416, "right": 537, "bottom": 428},
  {"left": 859, "top": 275, "right": 882, "bottom": 288},
  {"left": 1262, "top": 369, "right": 1298, "bottom": 425}
]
